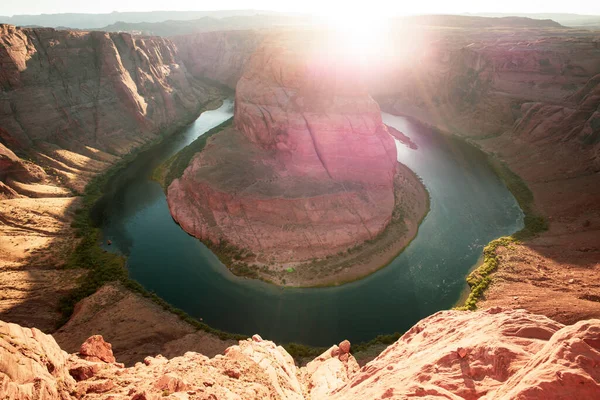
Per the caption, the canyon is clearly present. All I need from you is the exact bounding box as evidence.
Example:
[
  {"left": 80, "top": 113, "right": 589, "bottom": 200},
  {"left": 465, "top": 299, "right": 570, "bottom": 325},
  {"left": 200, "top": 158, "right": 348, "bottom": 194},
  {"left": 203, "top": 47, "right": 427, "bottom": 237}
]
[
  {"left": 0, "top": 15, "right": 599, "bottom": 399},
  {"left": 2, "top": 308, "right": 600, "bottom": 399},
  {"left": 164, "top": 31, "right": 429, "bottom": 285}
]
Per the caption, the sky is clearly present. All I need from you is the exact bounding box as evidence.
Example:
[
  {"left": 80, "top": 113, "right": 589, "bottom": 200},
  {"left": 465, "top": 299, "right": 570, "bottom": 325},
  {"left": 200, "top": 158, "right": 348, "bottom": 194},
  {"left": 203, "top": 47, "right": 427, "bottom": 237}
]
[{"left": 2, "top": 0, "right": 600, "bottom": 17}]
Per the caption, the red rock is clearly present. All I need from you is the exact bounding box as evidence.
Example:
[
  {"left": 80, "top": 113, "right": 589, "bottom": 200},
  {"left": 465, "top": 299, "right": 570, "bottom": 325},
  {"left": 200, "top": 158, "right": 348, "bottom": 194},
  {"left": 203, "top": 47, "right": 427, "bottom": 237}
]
[
  {"left": 252, "top": 334, "right": 263, "bottom": 342},
  {"left": 80, "top": 378, "right": 115, "bottom": 394},
  {"left": 339, "top": 340, "right": 351, "bottom": 354},
  {"left": 79, "top": 335, "right": 116, "bottom": 363},
  {"left": 2, "top": 310, "right": 600, "bottom": 399},
  {"left": 154, "top": 373, "right": 188, "bottom": 392},
  {"left": 172, "top": 30, "right": 265, "bottom": 89},
  {"left": 68, "top": 363, "right": 101, "bottom": 381},
  {"left": 224, "top": 368, "right": 241, "bottom": 379},
  {"left": 0, "top": 25, "right": 215, "bottom": 153}
]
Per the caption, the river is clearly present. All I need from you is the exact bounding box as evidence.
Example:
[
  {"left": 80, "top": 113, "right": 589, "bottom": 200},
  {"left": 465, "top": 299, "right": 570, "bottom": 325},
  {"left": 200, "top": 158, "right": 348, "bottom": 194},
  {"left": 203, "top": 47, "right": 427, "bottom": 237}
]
[{"left": 94, "top": 98, "right": 524, "bottom": 346}]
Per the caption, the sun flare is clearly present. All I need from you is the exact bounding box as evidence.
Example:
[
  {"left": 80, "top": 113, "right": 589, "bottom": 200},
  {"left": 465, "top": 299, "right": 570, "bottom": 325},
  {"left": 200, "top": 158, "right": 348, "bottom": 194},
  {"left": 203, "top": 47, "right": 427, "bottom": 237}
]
[{"left": 324, "top": 11, "right": 389, "bottom": 59}]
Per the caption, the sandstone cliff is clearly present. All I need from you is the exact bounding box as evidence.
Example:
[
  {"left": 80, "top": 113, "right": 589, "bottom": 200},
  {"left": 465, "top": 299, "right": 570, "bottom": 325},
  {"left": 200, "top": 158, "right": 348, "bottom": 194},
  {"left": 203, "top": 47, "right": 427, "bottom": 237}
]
[
  {"left": 172, "top": 30, "right": 265, "bottom": 89},
  {"left": 0, "top": 25, "right": 218, "bottom": 186},
  {"left": 373, "top": 25, "right": 600, "bottom": 323},
  {"left": 166, "top": 32, "right": 428, "bottom": 285},
  {"left": 2, "top": 308, "right": 599, "bottom": 399},
  {"left": 0, "top": 25, "right": 221, "bottom": 333}
]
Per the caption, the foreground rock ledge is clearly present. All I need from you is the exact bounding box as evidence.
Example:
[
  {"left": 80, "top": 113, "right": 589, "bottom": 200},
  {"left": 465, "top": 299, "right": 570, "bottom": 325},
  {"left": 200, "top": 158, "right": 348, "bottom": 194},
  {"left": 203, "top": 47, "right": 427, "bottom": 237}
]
[{"left": 2, "top": 308, "right": 599, "bottom": 399}]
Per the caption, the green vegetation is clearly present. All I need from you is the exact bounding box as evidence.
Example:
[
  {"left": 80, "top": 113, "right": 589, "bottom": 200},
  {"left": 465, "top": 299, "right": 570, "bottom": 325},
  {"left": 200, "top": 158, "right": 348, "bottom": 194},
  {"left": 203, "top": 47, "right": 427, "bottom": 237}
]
[
  {"left": 352, "top": 332, "right": 402, "bottom": 353},
  {"left": 487, "top": 158, "right": 548, "bottom": 240},
  {"left": 456, "top": 156, "right": 548, "bottom": 311},
  {"left": 283, "top": 331, "right": 403, "bottom": 362},
  {"left": 152, "top": 118, "right": 233, "bottom": 188}
]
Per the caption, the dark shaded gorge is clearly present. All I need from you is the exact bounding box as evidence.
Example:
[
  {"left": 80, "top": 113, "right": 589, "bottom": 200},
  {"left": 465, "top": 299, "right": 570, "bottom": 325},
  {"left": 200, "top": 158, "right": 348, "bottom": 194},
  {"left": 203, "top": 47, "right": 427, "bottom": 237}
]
[{"left": 94, "top": 99, "right": 523, "bottom": 346}]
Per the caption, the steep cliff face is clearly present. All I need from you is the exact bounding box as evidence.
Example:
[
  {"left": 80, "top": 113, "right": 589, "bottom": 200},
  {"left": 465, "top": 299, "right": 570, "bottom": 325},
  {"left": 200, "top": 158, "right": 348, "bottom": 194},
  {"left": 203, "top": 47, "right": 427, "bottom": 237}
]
[
  {"left": 166, "top": 32, "right": 427, "bottom": 285},
  {"left": 374, "top": 26, "right": 600, "bottom": 323},
  {"left": 0, "top": 24, "right": 219, "bottom": 193},
  {"left": 2, "top": 308, "right": 599, "bottom": 399},
  {"left": 374, "top": 30, "right": 600, "bottom": 137},
  {"left": 0, "top": 25, "right": 213, "bottom": 150},
  {"left": 0, "top": 25, "right": 221, "bottom": 333},
  {"left": 233, "top": 38, "right": 397, "bottom": 186},
  {"left": 172, "top": 30, "right": 265, "bottom": 89}
]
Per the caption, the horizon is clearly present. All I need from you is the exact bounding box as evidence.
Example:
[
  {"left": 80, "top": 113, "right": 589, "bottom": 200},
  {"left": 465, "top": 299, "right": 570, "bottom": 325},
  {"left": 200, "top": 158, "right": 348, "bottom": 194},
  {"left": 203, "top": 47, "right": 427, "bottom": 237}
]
[{"left": 2, "top": 1, "right": 600, "bottom": 18}]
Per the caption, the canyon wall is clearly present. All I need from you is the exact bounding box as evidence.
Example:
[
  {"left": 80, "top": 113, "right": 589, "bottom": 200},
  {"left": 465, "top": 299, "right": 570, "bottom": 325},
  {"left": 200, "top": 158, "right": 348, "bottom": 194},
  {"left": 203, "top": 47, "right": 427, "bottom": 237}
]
[
  {"left": 0, "top": 24, "right": 219, "bottom": 194},
  {"left": 2, "top": 308, "right": 599, "bottom": 399},
  {"left": 0, "top": 25, "right": 220, "bottom": 334},
  {"left": 373, "top": 26, "right": 600, "bottom": 322},
  {"left": 171, "top": 30, "right": 265, "bottom": 88}
]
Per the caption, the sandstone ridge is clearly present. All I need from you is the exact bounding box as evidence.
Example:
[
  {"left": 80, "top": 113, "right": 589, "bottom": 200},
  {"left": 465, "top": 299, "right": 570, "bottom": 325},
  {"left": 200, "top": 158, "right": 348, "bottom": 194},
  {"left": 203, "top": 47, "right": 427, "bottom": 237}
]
[{"left": 2, "top": 308, "right": 599, "bottom": 399}]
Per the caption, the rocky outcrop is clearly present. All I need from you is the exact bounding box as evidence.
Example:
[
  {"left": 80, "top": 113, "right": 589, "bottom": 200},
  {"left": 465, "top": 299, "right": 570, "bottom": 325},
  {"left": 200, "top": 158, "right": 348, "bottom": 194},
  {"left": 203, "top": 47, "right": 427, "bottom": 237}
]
[
  {"left": 2, "top": 308, "right": 599, "bottom": 399},
  {"left": 166, "top": 32, "right": 427, "bottom": 285},
  {"left": 78, "top": 335, "right": 115, "bottom": 363},
  {"left": 53, "top": 283, "right": 235, "bottom": 366},
  {"left": 172, "top": 30, "right": 265, "bottom": 88}
]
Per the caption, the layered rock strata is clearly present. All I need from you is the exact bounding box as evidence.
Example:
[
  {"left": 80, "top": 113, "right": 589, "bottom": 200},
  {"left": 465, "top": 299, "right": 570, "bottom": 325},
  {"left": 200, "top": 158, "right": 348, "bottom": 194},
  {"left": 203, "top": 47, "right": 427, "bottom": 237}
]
[
  {"left": 172, "top": 30, "right": 265, "bottom": 89},
  {"left": 2, "top": 308, "right": 599, "bottom": 399}
]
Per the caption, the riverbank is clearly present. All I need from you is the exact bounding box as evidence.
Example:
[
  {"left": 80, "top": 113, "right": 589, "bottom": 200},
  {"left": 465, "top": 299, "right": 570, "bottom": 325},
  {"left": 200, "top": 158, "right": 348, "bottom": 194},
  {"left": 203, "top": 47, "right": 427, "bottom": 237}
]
[
  {"left": 54, "top": 103, "right": 524, "bottom": 359},
  {"left": 380, "top": 105, "right": 599, "bottom": 324},
  {"left": 55, "top": 99, "right": 255, "bottom": 335},
  {"left": 377, "top": 107, "right": 544, "bottom": 310},
  {"left": 217, "top": 162, "right": 430, "bottom": 288}
]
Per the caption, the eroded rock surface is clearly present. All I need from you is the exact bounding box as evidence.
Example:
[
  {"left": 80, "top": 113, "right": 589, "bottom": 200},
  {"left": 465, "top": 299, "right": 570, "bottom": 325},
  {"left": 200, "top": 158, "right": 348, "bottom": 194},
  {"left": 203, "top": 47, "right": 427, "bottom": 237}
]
[
  {"left": 2, "top": 308, "right": 599, "bottom": 399},
  {"left": 172, "top": 30, "right": 265, "bottom": 89}
]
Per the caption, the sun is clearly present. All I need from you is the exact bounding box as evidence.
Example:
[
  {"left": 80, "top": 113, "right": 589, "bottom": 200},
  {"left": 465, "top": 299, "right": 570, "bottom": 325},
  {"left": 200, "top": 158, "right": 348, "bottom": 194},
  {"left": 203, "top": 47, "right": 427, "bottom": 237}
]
[{"left": 323, "top": 10, "right": 389, "bottom": 60}]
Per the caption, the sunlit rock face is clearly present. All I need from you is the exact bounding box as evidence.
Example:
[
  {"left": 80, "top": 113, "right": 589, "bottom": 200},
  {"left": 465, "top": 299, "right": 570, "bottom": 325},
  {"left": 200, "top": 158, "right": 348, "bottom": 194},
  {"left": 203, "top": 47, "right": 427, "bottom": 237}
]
[
  {"left": 0, "top": 24, "right": 215, "bottom": 153},
  {"left": 234, "top": 35, "right": 397, "bottom": 186},
  {"left": 3, "top": 309, "right": 600, "bottom": 399},
  {"left": 168, "top": 32, "right": 399, "bottom": 264}
]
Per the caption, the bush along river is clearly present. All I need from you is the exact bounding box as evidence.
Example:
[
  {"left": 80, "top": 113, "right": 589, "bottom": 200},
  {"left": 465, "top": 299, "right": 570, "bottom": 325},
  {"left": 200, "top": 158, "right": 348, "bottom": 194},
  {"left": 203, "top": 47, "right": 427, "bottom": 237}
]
[{"left": 92, "top": 98, "right": 524, "bottom": 346}]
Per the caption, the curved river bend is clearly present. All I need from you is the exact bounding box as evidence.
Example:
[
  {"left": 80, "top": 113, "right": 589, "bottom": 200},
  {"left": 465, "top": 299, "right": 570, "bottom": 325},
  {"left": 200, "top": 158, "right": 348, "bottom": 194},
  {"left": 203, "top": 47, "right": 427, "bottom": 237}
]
[{"left": 94, "top": 99, "right": 523, "bottom": 346}]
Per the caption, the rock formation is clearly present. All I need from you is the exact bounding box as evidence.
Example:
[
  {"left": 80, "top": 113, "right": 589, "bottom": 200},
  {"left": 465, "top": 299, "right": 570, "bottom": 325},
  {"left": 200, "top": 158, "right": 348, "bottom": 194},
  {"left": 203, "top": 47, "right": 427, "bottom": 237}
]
[
  {"left": 2, "top": 308, "right": 599, "bottom": 399},
  {"left": 172, "top": 30, "right": 265, "bottom": 89},
  {"left": 0, "top": 24, "right": 220, "bottom": 194},
  {"left": 166, "top": 32, "right": 428, "bottom": 285}
]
